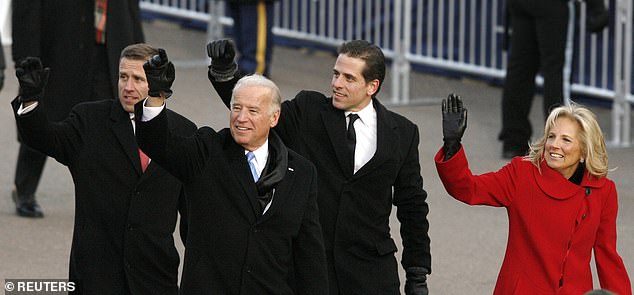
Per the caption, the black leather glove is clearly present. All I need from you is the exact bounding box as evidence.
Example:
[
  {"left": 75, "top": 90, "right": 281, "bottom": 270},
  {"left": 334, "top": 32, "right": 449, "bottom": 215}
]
[
  {"left": 585, "top": 0, "right": 609, "bottom": 33},
  {"left": 207, "top": 39, "right": 238, "bottom": 81},
  {"left": 442, "top": 93, "right": 467, "bottom": 161},
  {"left": 404, "top": 266, "right": 429, "bottom": 295},
  {"left": 143, "top": 48, "right": 175, "bottom": 99},
  {"left": 15, "top": 57, "right": 50, "bottom": 103}
]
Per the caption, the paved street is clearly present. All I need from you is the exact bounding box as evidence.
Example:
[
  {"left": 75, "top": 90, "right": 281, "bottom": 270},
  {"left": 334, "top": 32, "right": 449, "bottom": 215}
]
[{"left": 1, "top": 19, "right": 632, "bottom": 294}]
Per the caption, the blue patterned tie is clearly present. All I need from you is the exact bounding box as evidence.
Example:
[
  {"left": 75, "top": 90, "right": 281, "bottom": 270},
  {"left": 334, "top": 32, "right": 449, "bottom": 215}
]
[{"left": 247, "top": 152, "right": 259, "bottom": 182}]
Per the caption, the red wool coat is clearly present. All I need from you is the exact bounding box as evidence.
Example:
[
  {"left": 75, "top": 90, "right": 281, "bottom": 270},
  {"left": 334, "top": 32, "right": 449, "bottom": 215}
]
[{"left": 435, "top": 147, "right": 631, "bottom": 295}]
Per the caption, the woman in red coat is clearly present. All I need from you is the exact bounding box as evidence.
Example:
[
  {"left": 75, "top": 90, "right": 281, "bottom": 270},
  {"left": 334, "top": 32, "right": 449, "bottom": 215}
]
[{"left": 435, "top": 94, "right": 631, "bottom": 294}]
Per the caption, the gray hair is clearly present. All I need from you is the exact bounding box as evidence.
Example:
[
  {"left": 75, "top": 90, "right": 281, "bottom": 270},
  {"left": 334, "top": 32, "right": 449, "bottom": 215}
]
[{"left": 231, "top": 74, "right": 281, "bottom": 115}]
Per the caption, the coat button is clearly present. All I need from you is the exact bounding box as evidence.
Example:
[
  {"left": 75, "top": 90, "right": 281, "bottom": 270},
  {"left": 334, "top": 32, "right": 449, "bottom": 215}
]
[
  {"left": 127, "top": 224, "right": 135, "bottom": 230},
  {"left": 582, "top": 213, "right": 586, "bottom": 219}
]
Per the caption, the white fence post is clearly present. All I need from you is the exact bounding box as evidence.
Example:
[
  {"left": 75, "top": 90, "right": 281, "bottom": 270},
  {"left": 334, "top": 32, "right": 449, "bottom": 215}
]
[
  {"left": 611, "top": 0, "right": 632, "bottom": 147},
  {"left": 391, "top": 0, "right": 404, "bottom": 105},
  {"left": 206, "top": 0, "right": 225, "bottom": 42},
  {"left": 0, "top": 0, "right": 11, "bottom": 45}
]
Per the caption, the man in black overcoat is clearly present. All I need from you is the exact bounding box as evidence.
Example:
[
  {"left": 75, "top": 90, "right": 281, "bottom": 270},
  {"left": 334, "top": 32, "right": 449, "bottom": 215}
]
[
  {"left": 11, "top": 44, "right": 195, "bottom": 294},
  {"left": 208, "top": 39, "right": 432, "bottom": 294},
  {"left": 135, "top": 54, "right": 328, "bottom": 294},
  {"left": 11, "top": 0, "right": 145, "bottom": 217}
]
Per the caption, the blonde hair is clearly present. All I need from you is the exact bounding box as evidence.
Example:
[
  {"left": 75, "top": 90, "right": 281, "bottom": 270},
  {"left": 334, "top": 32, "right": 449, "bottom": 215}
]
[{"left": 526, "top": 103, "right": 608, "bottom": 178}]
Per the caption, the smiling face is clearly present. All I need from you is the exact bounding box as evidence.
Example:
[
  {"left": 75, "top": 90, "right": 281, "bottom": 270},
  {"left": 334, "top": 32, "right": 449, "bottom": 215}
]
[
  {"left": 331, "top": 54, "right": 379, "bottom": 112},
  {"left": 544, "top": 117, "right": 584, "bottom": 179},
  {"left": 229, "top": 85, "right": 280, "bottom": 151},
  {"left": 118, "top": 57, "right": 149, "bottom": 113}
]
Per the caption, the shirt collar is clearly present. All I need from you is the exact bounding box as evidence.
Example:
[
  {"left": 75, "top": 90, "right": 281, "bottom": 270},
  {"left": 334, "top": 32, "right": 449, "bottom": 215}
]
[
  {"left": 345, "top": 100, "right": 376, "bottom": 125},
  {"left": 245, "top": 139, "right": 270, "bottom": 166}
]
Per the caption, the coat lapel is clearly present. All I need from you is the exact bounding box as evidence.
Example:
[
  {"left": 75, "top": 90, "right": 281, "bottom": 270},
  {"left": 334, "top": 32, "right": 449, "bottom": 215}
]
[
  {"left": 225, "top": 140, "right": 261, "bottom": 219},
  {"left": 109, "top": 101, "right": 143, "bottom": 175},
  {"left": 353, "top": 99, "right": 397, "bottom": 178},
  {"left": 321, "top": 103, "right": 353, "bottom": 177}
]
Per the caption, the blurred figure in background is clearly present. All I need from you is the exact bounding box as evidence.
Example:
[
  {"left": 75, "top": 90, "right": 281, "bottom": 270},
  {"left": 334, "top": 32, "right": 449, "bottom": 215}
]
[
  {"left": 498, "top": 0, "right": 609, "bottom": 159},
  {"left": 227, "top": 0, "right": 277, "bottom": 77},
  {"left": 11, "top": 0, "right": 145, "bottom": 217},
  {"left": 0, "top": 31, "right": 5, "bottom": 92}
]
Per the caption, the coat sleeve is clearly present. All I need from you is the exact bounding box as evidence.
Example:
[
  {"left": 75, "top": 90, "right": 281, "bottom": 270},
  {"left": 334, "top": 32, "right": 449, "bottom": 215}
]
[
  {"left": 11, "top": 97, "right": 85, "bottom": 166},
  {"left": 135, "top": 104, "right": 214, "bottom": 183},
  {"left": 594, "top": 182, "right": 632, "bottom": 294},
  {"left": 169, "top": 114, "right": 197, "bottom": 246},
  {"left": 0, "top": 31, "right": 5, "bottom": 70},
  {"left": 275, "top": 94, "right": 307, "bottom": 147},
  {"left": 276, "top": 91, "right": 329, "bottom": 147},
  {"left": 434, "top": 146, "right": 517, "bottom": 208},
  {"left": 0, "top": 32, "right": 4, "bottom": 91},
  {"left": 293, "top": 163, "right": 329, "bottom": 295},
  {"left": 392, "top": 125, "right": 431, "bottom": 271},
  {"left": 12, "top": 0, "right": 42, "bottom": 61},
  {"left": 177, "top": 187, "right": 188, "bottom": 244},
  {"left": 210, "top": 74, "right": 241, "bottom": 109}
]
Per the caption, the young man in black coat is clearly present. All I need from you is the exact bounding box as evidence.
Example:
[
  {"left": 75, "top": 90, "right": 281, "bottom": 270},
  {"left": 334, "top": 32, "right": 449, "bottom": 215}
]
[
  {"left": 11, "top": 44, "right": 196, "bottom": 294},
  {"left": 136, "top": 51, "right": 328, "bottom": 294},
  {"left": 208, "top": 39, "right": 431, "bottom": 295},
  {"left": 11, "top": 0, "right": 145, "bottom": 217}
]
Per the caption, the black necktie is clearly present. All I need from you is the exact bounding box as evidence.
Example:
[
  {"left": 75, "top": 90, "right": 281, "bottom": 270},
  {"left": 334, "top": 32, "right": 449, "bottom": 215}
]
[{"left": 347, "top": 114, "right": 359, "bottom": 173}]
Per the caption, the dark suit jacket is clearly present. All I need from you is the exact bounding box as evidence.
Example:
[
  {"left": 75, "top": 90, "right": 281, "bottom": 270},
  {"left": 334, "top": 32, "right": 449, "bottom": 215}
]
[
  {"left": 135, "top": 107, "right": 328, "bottom": 295},
  {"left": 11, "top": 98, "right": 196, "bottom": 295},
  {"left": 213, "top": 78, "right": 431, "bottom": 295},
  {"left": 12, "top": 0, "right": 144, "bottom": 121}
]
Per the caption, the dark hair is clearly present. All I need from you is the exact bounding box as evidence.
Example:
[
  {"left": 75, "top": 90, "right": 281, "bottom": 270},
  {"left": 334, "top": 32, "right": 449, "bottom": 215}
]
[
  {"left": 338, "top": 40, "right": 386, "bottom": 97},
  {"left": 120, "top": 43, "right": 158, "bottom": 61}
]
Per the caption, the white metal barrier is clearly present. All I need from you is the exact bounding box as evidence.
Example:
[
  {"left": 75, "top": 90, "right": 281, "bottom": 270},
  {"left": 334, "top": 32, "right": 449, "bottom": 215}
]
[
  {"left": 0, "top": 0, "right": 12, "bottom": 45},
  {"left": 139, "top": 0, "right": 632, "bottom": 147}
]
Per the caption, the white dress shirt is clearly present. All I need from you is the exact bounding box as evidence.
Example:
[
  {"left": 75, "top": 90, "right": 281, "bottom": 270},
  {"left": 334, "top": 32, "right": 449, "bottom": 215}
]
[{"left": 345, "top": 102, "right": 377, "bottom": 174}]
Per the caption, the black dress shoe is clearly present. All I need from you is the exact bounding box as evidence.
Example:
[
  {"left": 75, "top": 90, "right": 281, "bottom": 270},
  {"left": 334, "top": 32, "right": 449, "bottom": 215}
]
[{"left": 12, "top": 190, "right": 44, "bottom": 218}]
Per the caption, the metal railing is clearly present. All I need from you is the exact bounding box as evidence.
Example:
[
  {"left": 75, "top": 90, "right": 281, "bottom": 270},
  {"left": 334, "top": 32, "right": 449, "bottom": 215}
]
[{"left": 139, "top": 0, "right": 632, "bottom": 147}]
